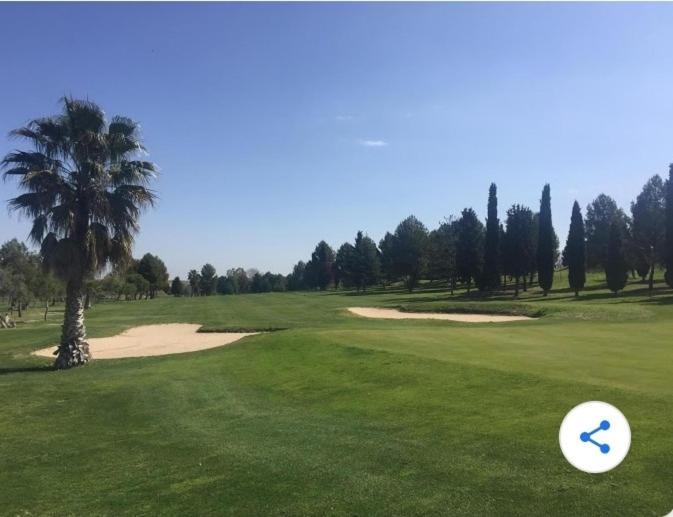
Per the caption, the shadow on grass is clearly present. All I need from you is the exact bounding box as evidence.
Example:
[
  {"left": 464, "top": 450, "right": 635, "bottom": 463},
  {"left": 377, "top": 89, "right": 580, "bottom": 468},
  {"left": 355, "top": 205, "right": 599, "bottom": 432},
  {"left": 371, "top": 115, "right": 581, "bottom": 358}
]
[{"left": 0, "top": 365, "right": 55, "bottom": 376}]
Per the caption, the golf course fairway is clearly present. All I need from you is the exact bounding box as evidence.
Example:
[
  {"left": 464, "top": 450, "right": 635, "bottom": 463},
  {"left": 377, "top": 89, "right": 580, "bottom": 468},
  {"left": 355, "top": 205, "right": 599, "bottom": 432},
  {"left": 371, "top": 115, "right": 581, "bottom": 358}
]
[{"left": 1, "top": 275, "right": 672, "bottom": 516}]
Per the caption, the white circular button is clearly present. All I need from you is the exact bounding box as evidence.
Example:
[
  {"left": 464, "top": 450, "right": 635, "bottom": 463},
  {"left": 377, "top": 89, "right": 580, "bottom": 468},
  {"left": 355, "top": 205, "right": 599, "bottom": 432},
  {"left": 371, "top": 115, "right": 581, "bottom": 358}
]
[{"left": 559, "top": 401, "right": 631, "bottom": 473}]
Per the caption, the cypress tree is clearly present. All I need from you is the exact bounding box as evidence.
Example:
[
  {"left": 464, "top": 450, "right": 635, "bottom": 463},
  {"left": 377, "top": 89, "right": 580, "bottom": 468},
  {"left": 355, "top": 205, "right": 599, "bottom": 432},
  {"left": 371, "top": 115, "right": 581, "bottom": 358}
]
[
  {"left": 537, "top": 184, "right": 555, "bottom": 295},
  {"left": 605, "top": 220, "right": 628, "bottom": 294},
  {"left": 482, "top": 183, "right": 501, "bottom": 291},
  {"left": 565, "top": 201, "right": 586, "bottom": 297},
  {"left": 665, "top": 164, "right": 673, "bottom": 288}
]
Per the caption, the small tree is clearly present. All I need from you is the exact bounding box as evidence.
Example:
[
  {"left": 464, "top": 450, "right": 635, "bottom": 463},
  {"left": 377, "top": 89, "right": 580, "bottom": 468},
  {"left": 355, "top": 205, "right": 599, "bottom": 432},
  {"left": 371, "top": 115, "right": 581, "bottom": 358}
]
[
  {"left": 537, "top": 184, "right": 556, "bottom": 295},
  {"left": 170, "top": 276, "right": 184, "bottom": 296},
  {"left": 565, "top": 201, "right": 586, "bottom": 297},
  {"left": 605, "top": 220, "right": 628, "bottom": 294}
]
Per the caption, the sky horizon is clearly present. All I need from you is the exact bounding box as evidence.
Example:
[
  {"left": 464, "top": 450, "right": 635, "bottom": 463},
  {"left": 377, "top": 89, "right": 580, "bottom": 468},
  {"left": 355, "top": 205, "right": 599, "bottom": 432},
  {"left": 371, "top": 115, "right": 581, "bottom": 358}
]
[{"left": 2, "top": 2, "right": 673, "bottom": 278}]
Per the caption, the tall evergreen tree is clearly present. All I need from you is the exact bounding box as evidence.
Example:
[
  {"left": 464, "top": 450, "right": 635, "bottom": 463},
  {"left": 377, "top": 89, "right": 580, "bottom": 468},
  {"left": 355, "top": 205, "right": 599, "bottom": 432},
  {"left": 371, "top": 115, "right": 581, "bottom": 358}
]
[
  {"left": 537, "top": 184, "right": 556, "bottom": 295},
  {"left": 456, "top": 208, "right": 484, "bottom": 293},
  {"left": 334, "top": 242, "right": 357, "bottom": 289},
  {"left": 503, "top": 205, "right": 534, "bottom": 297},
  {"left": 565, "top": 201, "right": 586, "bottom": 296},
  {"left": 378, "top": 232, "right": 397, "bottom": 286},
  {"left": 482, "top": 183, "right": 501, "bottom": 291},
  {"left": 353, "top": 231, "right": 381, "bottom": 291},
  {"left": 305, "top": 241, "right": 335, "bottom": 290},
  {"left": 605, "top": 220, "right": 628, "bottom": 294},
  {"left": 665, "top": 164, "right": 673, "bottom": 288}
]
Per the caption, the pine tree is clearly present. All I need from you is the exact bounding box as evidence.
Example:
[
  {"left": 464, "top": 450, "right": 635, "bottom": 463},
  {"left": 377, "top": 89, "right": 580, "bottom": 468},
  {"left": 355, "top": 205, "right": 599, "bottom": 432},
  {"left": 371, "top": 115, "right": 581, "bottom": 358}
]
[
  {"left": 456, "top": 208, "right": 484, "bottom": 294},
  {"left": 537, "top": 184, "right": 555, "bottom": 295},
  {"left": 565, "top": 201, "right": 586, "bottom": 297},
  {"left": 630, "top": 175, "right": 665, "bottom": 294},
  {"left": 482, "top": 183, "right": 501, "bottom": 291},
  {"left": 666, "top": 164, "right": 673, "bottom": 288},
  {"left": 504, "top": 205, "right": 534, "bottom": 297},
  {"left": 605, "top": 220, "right": 628, "bottom": 294}
]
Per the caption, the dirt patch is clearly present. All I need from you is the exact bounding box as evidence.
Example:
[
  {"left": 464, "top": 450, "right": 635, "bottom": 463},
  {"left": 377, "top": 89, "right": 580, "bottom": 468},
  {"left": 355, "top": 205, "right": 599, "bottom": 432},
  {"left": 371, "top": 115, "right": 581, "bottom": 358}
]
[
  {"left": 347, "top": 307, "right": 534, "bottom": 323},
  {"left": 33, "top": 323, "right": 258, "bottom": 360}
]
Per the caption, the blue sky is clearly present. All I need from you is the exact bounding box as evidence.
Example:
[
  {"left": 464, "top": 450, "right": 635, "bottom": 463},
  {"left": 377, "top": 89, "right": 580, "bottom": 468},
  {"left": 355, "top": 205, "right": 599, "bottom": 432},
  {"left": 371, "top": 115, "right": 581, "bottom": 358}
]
[{"left": 2, "top": 2, "right": 673, "bottom": 277}]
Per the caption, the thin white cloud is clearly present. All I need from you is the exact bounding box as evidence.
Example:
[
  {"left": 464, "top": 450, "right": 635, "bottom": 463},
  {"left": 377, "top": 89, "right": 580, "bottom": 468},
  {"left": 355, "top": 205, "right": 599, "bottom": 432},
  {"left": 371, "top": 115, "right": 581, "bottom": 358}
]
[
  {"left": 359, "top": 139, "right": 389, "bottom": 147},
  {"left": 335, "top": 114, "right": 354, "bottom": 121}
]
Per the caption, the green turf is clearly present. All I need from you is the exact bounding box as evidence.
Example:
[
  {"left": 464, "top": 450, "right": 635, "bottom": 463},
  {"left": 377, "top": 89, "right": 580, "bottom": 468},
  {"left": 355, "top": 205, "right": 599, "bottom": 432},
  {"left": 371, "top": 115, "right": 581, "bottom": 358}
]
[{"left": 1, "top": 272, "right": 672, "bottom": 516}]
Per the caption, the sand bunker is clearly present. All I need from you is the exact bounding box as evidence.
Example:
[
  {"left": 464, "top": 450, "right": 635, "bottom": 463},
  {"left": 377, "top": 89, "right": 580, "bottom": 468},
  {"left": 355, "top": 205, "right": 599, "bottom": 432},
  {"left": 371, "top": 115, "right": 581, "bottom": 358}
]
[
  {"left": 33, "top": 324, "right": 258, "bottom": 360},
  {"left": 348, "top": 307, "right": 533, "bottom": 323}
]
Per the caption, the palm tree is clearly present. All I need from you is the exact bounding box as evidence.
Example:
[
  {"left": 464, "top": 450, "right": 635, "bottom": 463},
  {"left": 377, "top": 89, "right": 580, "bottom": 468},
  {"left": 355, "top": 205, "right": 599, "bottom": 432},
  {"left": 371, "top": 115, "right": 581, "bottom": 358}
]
[{"left": 2, "top": 98, "right": 157, "bottom": 369}]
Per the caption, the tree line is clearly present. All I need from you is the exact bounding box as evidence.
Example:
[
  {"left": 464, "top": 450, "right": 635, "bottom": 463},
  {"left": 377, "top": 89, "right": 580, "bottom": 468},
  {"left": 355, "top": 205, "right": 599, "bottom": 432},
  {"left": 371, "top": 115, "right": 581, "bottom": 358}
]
[
  {"left": 0, "top": 241, "right": 170, "bottom": 322},
  {"left": 284, "top": 168, "right": 673, "bottom": 297}
]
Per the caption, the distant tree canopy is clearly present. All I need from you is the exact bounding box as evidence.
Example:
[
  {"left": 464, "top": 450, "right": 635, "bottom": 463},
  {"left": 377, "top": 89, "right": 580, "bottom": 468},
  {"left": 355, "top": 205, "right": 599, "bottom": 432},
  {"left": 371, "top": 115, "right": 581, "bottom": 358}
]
[
  {"left": 0, "top": 239, "right": 63, "bottom": 318},
  {"left": 187, "top": 270, "right": 201, "bottom": 296},
  {"left": 504, "top": 205, "right": 535, "bottom": 296},
  {"left": 334, "top": 231, "right": 381, "bottom": 291},
  {"left": 389, "top": 215, "right": 429, "bottom": 291},
  {"left": 171, "top": 276, "right": 184, "bottom": 296},
  {"left": 630, "top": 175, "right": 666, "bottom": 293},
  {"left": 137, "top": 253, "right": 169, "bottom": 298},
  {"left": 666, "top": 164, "right": 673, "bottom": 288},
  {"left": 287, "top": 261, "right": 307, "bottom": 291},
  {"left": 455, "top": 208, "right": 484, "bottom": 293},
  {"left": 378, "top": 232, "right": 397, "bottom": 286},
  {"left": 585, "top": 194, "right": 629, "bottom": 269},
  {"left": 200, "top": 263, "right": 218, "bottom": 296},
  {"left": 305, "top": 241, "right": 335, "bottom": 290},
  {"left": 427, "top": 219, "right": 458, "bottom": 292}
]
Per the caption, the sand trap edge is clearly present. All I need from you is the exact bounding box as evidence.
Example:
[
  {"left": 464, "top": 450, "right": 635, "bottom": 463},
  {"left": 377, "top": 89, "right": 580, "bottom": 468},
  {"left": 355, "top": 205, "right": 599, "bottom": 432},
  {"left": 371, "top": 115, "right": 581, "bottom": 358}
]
[
  {"left": 347, "top": 307, "right": 535, "bottom": 323},
  {"left": 32, "top": 323, "right": 264, "bottom": 360}
]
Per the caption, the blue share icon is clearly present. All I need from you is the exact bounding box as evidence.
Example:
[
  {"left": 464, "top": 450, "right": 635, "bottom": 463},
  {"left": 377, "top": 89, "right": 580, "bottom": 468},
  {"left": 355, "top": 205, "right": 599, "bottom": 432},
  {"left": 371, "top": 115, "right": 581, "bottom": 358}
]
[{"left": 580, "top": 420, "right": 611, "bottom": 454}]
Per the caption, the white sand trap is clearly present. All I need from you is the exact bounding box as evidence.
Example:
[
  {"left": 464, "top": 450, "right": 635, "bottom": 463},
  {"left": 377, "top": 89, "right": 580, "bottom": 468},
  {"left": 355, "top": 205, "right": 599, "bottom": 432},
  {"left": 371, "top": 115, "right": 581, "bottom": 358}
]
[
  {"left": 33, "top": 324, "right": 258, "bottom": 360},
  {"left": 348, "top": 307, "right": 534, "bottom": 323}
]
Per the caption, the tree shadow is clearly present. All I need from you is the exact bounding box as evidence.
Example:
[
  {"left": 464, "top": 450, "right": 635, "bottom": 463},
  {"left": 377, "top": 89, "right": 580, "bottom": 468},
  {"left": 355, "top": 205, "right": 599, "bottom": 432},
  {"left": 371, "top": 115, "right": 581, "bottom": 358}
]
[{"left": 0, "top": 365, "right": 55, "bottom": 376}]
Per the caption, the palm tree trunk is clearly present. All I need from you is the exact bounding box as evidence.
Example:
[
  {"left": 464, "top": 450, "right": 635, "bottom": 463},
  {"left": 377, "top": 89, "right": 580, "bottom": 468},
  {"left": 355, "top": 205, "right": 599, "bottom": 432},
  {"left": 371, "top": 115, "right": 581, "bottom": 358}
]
[{"left": 54, "top": 280, "right": 91, "bottom": 369}]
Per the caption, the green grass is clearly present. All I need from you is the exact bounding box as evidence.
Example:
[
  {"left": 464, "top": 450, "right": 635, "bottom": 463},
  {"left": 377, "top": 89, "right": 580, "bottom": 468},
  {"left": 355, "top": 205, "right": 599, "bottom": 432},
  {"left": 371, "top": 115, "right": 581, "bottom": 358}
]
[{"left": 1, "top": 272, "right": 672, "bottom": 516}]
